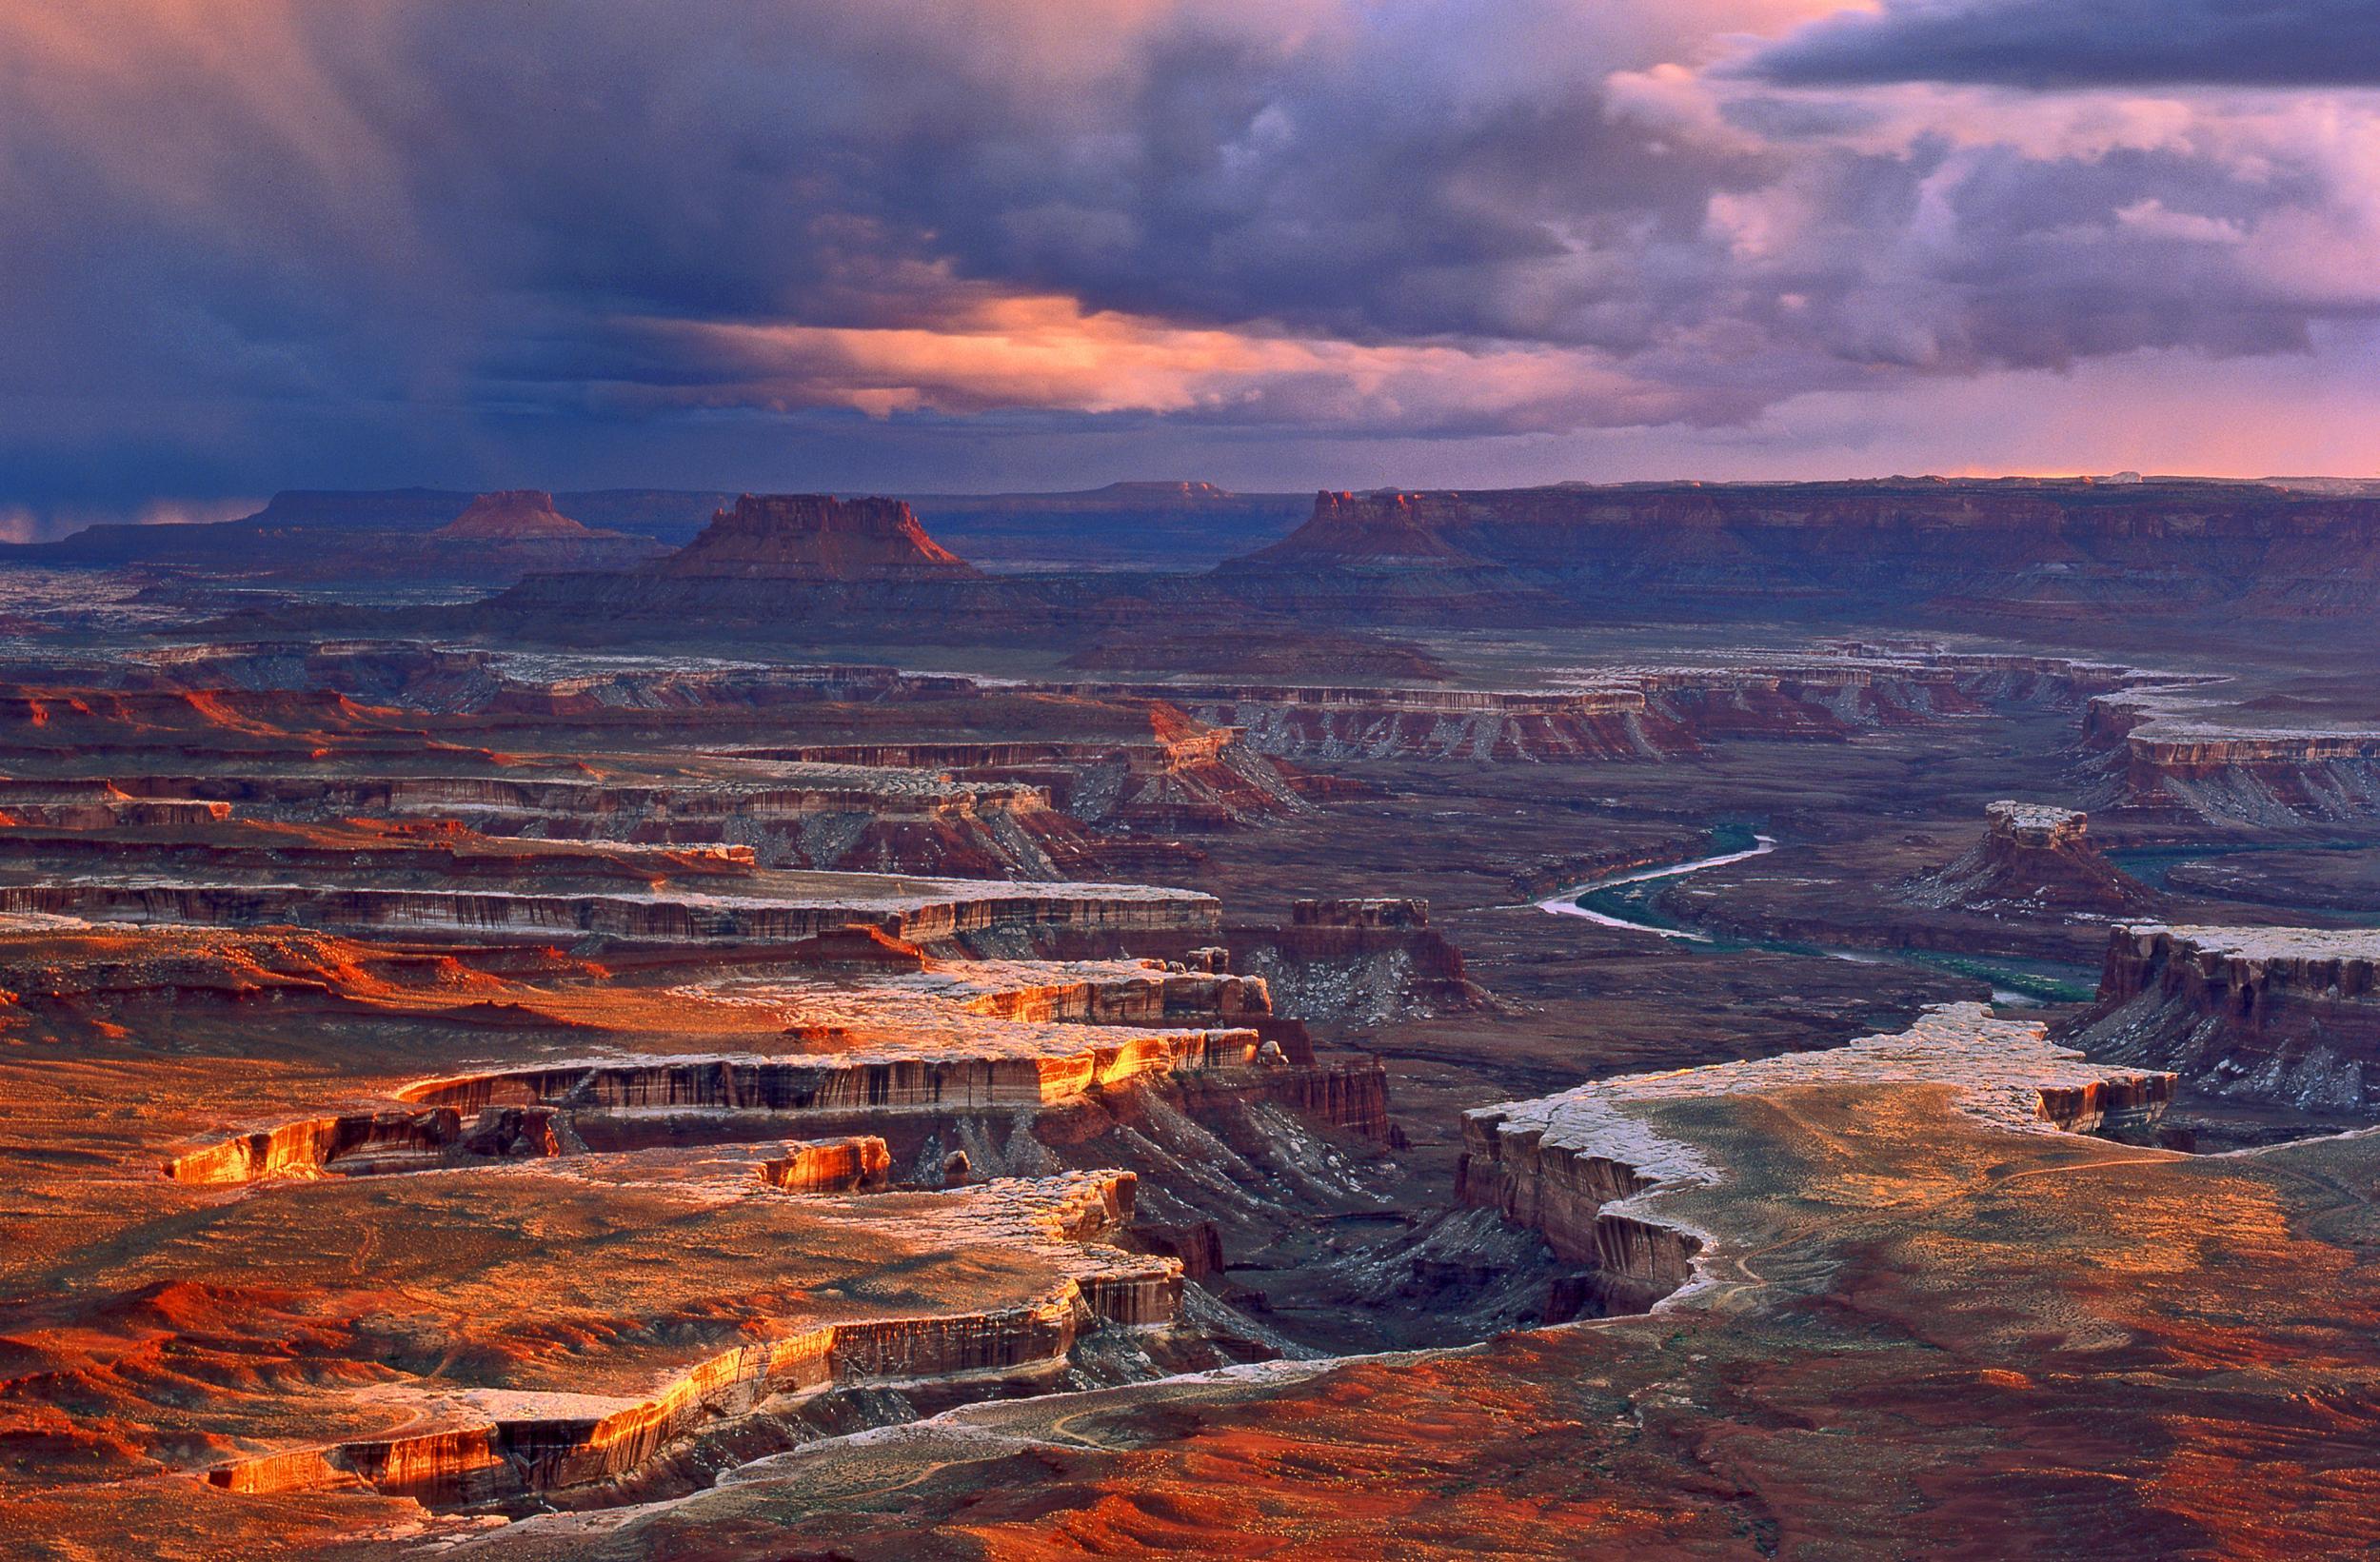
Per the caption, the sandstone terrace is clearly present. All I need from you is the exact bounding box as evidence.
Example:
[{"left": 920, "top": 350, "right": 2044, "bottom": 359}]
[
  {"left": 14, "top": 500, "right": 2380, "bottom": 1556},
  {"left": 445, "top": 1004, "right": 2380, "bottom": 1561}
]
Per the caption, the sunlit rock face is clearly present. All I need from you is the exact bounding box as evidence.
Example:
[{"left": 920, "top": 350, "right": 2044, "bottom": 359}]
[
  {"left": 431, "top": 490, "right": 597, "bottom": 542},
  {"left": 2071, "top": 925, "right": 2380, "bottom": 1114},
  {"left": 1908, "top": 801, "right": 2155, "bottom": 916},
  {"left": 758, "top": 1137, "right": 893, "bottom": 1194},
  {"left": 653, "top": 494, "right": 982, "bottom": 581}
]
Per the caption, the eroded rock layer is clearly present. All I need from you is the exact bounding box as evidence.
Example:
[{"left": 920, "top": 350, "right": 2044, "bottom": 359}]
[
  {"left": 431, "top": 994, "right": 2380, "bottom": 1562},
  {"left": 1459, "top": 1004, "right": 2173, "bottom": 1312},
  {"left": 2087, "top": 686, "right": 2380, "bottom": 826},
  {"left": 2069, "top": 924, "right": 2380, "bottom": 1113},
  {"left": 0, "top": 696, "right": 1400, "bottom": 1553},
  {"left": 1054, "top": 651, "right": 2140, "bottom": 761}
]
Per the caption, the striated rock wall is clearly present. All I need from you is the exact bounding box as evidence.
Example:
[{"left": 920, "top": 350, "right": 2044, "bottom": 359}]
[
  {"left": 1160, "top": 1058, "right": 1394, "bottom": 1142},
  {"left": 0, "top": 876, "right": 1220, "bottom": 949},
  {"left": 2086, "top": 691, "right": 2380, "bottom": 826},
  {"left": 204, "top": 1172, "right": 1177, "bottom": 1506},
  {"left": 398, "top": 1032, "right": 1263, "bottom": 1117},
  {"left": 1454, "top": 1115, "right": 1697, "bottom": 1315},
  {"left": 161, "top": 1106, "right": 569, "bottom": 1184},
  {"left": 1228, "top": 902, "right": 1478, "bottom": 1025},
  {"left": 2069, "top": 925, "right": 2380, "bottom": 1113},
  {"left": 758, "top": 1137, "right": 893, "bottom": 1193},
  {"left": 1058, "top": 655, "right": 2135, "bottom": 763},
  {"left": 1054, "top": 680, "right": 1684, "bottom": 762}
]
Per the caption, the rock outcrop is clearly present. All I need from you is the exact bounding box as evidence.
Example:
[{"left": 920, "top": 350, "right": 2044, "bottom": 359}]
[
  {"left": 1250, "top": 490, "right": 1503, "bottom": 569},
  {"left": 1227, "top": 899, "right": 1482, "bottom": 1023},
  {"left": 1908, "top": 801, "right": 2155, "bottom": 916},
  {"left": 760, "top": 1137, "right": 892, "bottom": 1193},
  {"left": 652, "top": 494, "right": 981, "bottom": 581},
  {"left": 461, "top": 494, "right": 1011, "bottom": 642},
  {"left": 2068, "top": 925, "right": 2380, "bottom": 1114},
  {"left": 1459, "top": 1004, "right": 2174, "bottom": 1313},
  {"left": 431, "top": 490, "right": 599, "bottom": 541}
]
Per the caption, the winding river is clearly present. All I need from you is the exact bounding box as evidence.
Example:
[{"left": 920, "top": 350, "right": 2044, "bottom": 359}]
[
  {"left": 1534, "top": 831, "right": 2086, "bottom": 1006},
  {"left": 1533, "top": 834, "right": 1777, "bottom": 941}
]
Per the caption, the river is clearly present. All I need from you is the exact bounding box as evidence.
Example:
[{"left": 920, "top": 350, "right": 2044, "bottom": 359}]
[
  {"left": 1534, "top": 832, "right": 2088, "bottom": 1006},
  {"left": 1533, "top": 835, "right": 1777, "bottom": 941}
]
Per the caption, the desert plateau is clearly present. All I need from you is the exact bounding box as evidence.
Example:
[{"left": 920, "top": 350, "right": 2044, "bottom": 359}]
[{"left": 11, "top": 4, "right": 2380, "bottom": 1557}]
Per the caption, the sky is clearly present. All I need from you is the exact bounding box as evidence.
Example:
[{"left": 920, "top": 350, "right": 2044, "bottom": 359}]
[{"left": 8, "top": 0, "right": 2380, "bottom": 534}]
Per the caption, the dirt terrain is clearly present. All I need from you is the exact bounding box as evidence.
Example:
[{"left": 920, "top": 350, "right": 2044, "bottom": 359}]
[{"left": 7, "top": 489, "right": 2380, "bottom": 1558}]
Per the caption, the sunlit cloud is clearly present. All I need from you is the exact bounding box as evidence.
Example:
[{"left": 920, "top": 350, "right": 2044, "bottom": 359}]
[
  {"left": 629, "top": 291, "right": 1715, "bottom": 434},
  {"left": 8, "top": 0, "right": 2380, "bottom": 511}
]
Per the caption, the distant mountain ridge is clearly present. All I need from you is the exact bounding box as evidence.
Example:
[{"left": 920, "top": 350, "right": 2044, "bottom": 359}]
[
  {"left": 1215, "top": 477, "right": 2380, "bottom": 619},
  {"left": 0, "top": 482, "right": 1306, "bottom": 575}
]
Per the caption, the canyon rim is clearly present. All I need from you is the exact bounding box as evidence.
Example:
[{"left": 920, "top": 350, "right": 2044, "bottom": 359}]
[{"left": 10, "top": 4, "right": 2380, "bottom": 1559}]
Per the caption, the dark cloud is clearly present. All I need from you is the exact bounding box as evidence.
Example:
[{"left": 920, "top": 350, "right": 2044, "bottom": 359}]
[
  {"left": 1752, "top": 0, "right": 2380, "bottom": 89},
  {"left": 6, "top": 0, "right": 2380, "bottom": 520}
]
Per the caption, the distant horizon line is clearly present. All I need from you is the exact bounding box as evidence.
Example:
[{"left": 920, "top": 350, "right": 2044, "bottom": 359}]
[
  {"left": 10, "top": 468, "right": 2380, "bottom": 548},
  {"left": 50, "top": 468, "right": 2380, "bottom": 510}
]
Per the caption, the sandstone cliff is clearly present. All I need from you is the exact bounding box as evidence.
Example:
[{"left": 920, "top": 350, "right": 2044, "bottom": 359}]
[
  {"left": 1459, "top": 1004, "right": 2173, "bottom": 1315},
  {"left": 2067, "top": 925, "right": 2380, "bottom": 1114},
  {"left": 2085, "top": 688, "right": 2380, "bottom": 826}
]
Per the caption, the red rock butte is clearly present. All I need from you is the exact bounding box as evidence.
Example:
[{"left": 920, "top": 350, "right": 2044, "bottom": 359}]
[
  {"left": 430, "top": 490, "right": 599, "bottom": 542},
  {"left": 1250, "top": 489, "right": 1497, "bottom": 568},
  {"left": 653, "top": 493, "right": 982, "bottom": 581}
]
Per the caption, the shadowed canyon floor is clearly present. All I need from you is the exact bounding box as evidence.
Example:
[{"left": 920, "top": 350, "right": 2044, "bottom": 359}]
[{"left": 9, "top": 492, "right": 2380, "bottom": 1557}]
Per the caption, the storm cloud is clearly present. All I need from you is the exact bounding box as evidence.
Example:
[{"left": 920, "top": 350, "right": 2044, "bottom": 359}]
[
  {"left": 1752, "top": 0, "right": 2380, "bottom": 89},
  {"left": 7, "top": 0, "right": 2380, "bottom": 519}
]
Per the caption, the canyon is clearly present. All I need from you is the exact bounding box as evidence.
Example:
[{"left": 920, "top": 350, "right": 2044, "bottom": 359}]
[{"left": 7, "top": 484, "right": 2380, "bottom": 1558}]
